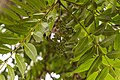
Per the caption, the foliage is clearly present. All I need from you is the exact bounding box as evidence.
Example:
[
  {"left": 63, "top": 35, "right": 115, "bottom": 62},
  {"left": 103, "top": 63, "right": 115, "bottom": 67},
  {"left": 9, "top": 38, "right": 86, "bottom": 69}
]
[{"left": 0, "top": 0, "right": 120, "bottom": 80}]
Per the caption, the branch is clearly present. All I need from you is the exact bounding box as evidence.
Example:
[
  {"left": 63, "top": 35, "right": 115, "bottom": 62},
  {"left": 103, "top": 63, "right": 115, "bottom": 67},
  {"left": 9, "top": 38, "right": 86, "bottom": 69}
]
[{"left": 0, "top": 1, "right": 57, "bottom": 71}]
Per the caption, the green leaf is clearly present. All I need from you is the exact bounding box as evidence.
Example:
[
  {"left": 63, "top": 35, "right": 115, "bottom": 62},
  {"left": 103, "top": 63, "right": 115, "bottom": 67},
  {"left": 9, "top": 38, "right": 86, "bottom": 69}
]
[
  {"left": 112, "top": 14, "right": 120, "bottom": 25},
  {"left": 114, "top": 68, "right": 120, "bottom": 80},
  {"left": 84, "top": 14, "right": 94, "bottom": 27},
  {"left": 109, "top": 67, "right": 117, "bottom": 78},
  {"left": 5, "top": 25, "right": 30, "bottom": 35},
  {"left": 97, "top": 14, "right": 111, "bottom": 22},
  {"left": 0, "top": 74, "right": 6, "bottom": 80},
  {"left": 33, "top": 31, "right": 43, "bottom": 42},
  {"left": 111, "top": 0, "right": 116, "bottom": 14},
  {"left": 15, "top": 54, "right": 26, "bottom": 78},
  {"left": 91, "top": 1, "right": 97, "bottom": 10},
  {"left": 87, "top": 22, "right": 95, "bottom": 34},
  {"left": 8, "top": 5, "right": 28, "bottom": 16},
  {"left": 11, "top": 0, "right": 33, "bottom": 12},
  {"left": 105, "top": 73, "right": 116, "bottom": 80},
  {"left": 93, "top": 23, "right": 106, "bottom": 35},
  {"left": 112, "top": 60, "right": 120, "bottom": 69},
  {"left": 26, "top": 0, "right": 41, "bottom": 10},
  {"left": 0, "top": 19, "right": 17, "bottom": 25},
  {"left": 0, "top": 59, "right": 3, "bottom": 65},
  {"left": 0, "top": 33, "right": 21, "bottom": 44},
  {"left": 79, "top": 46, "right": 95, "bottom": 63},
  {"left": 87, "top": 71, "right": 99, "bottom": 80},
  {"left": 74, "top": 37, "right": 88, "bottom": 53},
  {"left": 102, "top": 55, "right": 114, "bottom": 66},
  {"left": 49, "top": 20, "right": 55, "bottom": 31},
  {"left": 48, "top": 0, "right": 55, "bottom": 6},
  {"left": 39, "top": 0, "right": 46, "bottom": 8},
  {"left": 77, "top": 0, "right": 90, "bottom": 5},
  {"left": 7, "top": 65, "right": 15, "bottom": 80},
  {"left": 0, "top": 45, "right": 12, "bottom": 54},
  {"left": 73, "top": 58, "right": 95, "bottom": 73},
  {"left": 87, "top": 55, "right": 102, "bottom": 77},
  {"left": 102, "top": 29, "right": 117, "bottom": 36},
  {"left": 100, "top": 35, "right": 116, "bottom": 47},
  {"left": 97, "top": 8, "right": 116, "bottom": 21},
  {"left": 95, "top": 67, "right": 109, "bottom": 80},
  {"left": 71, "top": 44, "right": 92, "bottom": 62},
  {"left": 24, "top": 43, "right": 37, "bottom": 62},
  {"left": 98, "top": 45, "right": 107, "bottom": 54},
  {"left": 107, "top": 50, "right": 120, "bottom": 59},
  {"left": 114, "top": 34, "right": 120, "bottom": 50},
  {"left": 66, "top": 0, "right": 76, "bottom": 3},
  {"left": 69, "top": 28, "right": 81, "bottom": 42},
  {"left": 2, "top": 8, "right": 20, "bottom": 21}
]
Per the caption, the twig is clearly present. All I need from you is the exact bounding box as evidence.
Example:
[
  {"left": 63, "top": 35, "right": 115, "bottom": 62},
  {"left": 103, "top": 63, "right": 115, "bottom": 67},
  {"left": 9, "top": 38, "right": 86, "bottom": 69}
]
[
  {"left": 60, "top": 2, "right": 89, "bottom": 35},
  {"left": 0, "top": 1, "right": 57, "bottom": 71}
]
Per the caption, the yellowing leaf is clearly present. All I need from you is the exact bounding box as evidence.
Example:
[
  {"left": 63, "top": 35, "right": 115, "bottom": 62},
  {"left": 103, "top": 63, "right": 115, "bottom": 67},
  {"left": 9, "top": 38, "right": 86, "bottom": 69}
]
[{"left": 24, "top": 43, "right": 37, "bottom": 62}]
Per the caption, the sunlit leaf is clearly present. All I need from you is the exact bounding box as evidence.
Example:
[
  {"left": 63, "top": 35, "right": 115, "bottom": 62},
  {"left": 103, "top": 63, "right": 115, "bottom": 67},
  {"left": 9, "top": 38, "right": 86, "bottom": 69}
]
[
  {"left": 98, "top": 45, "right": 107, "bottom": 54},
  {"left": 33, "top": 31, "right": 43, "bottom": 42},
  {"left": 0, "top": 74, "right": 6, "bottom": 80},
  {"left": 48, "top": 0, "right": 55, "bottom": 6},
  {"left": 87, "top": 71, "right": 99, "bottom": 80},
  {"left": 73, "top": 58, "right": 95, "bottom": 73},
  {"left": 105, "top": 73, "right": 116, "bottom": 80},
  {"left": 95, "top": 67, "right": 109, "bottom": 80},
  {"left": 24, "top": 43, "right": 37, "bottom": 62},
  {"left": 87, "top": 55, "right": 102, "bottom": 77}
]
